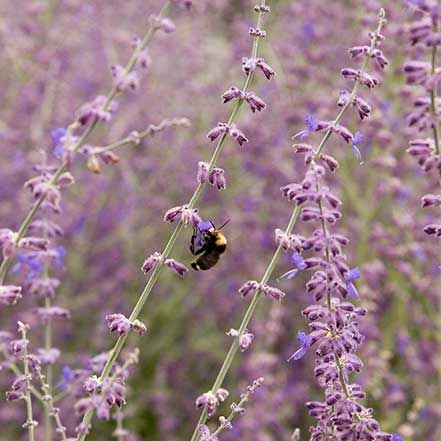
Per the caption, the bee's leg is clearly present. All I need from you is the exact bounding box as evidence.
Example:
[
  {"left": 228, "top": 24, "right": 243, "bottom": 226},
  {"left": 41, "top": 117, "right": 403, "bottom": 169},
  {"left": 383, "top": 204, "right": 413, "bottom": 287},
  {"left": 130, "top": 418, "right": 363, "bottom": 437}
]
[
  {"left": 190, "top": 225, "right": 200, "bottom": 255},
  {"left": 190, "top": 228, "right": 198, "bottom": 255},
  {"left": 191, "top": 251, "right": 207, "bottom": 271},
  {"left": 191, "top": 245, "right": 206, "bottom": 256}
]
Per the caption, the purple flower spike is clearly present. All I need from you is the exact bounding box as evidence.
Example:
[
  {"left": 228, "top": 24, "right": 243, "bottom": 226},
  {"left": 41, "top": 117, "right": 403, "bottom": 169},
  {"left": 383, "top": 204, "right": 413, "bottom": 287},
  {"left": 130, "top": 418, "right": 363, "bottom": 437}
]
[
  {"left": 391, "top": 434, "right": 403, "bottom": 441},
  {"left": 288, "top": 331, "right": 312, "bottom": 361},
  {"left": 345, "top": 267, "right": 361, "bottom": 298}
]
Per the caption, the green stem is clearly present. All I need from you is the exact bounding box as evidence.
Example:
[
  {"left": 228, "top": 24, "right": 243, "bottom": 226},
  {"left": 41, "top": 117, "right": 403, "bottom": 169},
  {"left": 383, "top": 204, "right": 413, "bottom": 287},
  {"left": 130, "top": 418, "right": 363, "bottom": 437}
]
[
  {"left": 75, "top": 5, "right": 268, "bottom": 441},
  {"left": 93, "top": 117, "right": 190, "bottom": 154},
  {"left": 426, "top": 2, "right": 441, "bottom": 401},
  {"left": 431, "top": 20, "right": 440, "bottom": 154},
  {"left": 0, "top": 1, "right": 172, "bottom": 285},
  {"left": 44, "top": 296, "right": 53, "bottom": 441},
  {"left": 21, "top": 326, "right": 35, "bottom": 441},
  {"left": 211, "top": 386, "right": 255, "bottom": 437},
  {"left": 35, "top": 366, "right": 68, "bottom": 441},
  {"left": 41, "top": 202, "right": 53, "bottom": 441},
  {"left": 115, "top": 411, "right": 125, "bottom": 441}
]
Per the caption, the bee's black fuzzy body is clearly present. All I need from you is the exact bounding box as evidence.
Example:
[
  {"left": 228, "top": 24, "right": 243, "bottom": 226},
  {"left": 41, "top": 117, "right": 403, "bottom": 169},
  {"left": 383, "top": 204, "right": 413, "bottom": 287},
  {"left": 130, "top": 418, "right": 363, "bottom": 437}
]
[{"left": 190, "top": 226, "right": 227, "bottom": 271}]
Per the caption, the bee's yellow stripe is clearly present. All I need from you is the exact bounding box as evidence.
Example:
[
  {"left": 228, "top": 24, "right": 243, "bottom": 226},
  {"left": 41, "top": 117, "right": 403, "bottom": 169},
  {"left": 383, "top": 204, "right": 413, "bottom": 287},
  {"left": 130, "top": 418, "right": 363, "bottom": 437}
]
[{"left": 215, "top": 234, "right": 227, "bottom": 246}]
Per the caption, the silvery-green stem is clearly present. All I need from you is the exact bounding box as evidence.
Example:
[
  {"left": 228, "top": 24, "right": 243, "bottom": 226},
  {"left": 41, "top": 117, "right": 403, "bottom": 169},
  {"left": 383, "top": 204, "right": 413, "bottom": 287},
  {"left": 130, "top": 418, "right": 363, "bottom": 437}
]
[
  {"left": 20, "top": 325, "right": 36, "bottom": 441},
  {"left": 35, "top": 366, "right": 68, "bottom": 441}
]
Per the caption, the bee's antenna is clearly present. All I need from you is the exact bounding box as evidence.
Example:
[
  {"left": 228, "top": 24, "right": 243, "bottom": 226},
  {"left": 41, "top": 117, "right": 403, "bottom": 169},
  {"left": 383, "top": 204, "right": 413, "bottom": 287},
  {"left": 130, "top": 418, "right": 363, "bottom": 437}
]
[{"left": 218, "top": 219, "right": 231, "bottom": 230}]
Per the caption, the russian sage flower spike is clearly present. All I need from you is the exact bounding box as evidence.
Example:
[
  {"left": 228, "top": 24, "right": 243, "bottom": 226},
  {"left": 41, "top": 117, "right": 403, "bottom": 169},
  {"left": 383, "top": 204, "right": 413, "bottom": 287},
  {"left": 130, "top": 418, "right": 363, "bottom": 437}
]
[
  {"left": 404, "top": 2, "right": 441, "bottom": 238},
  {"left": 284, "top": 10, "right": 394, "bottom": 441}
]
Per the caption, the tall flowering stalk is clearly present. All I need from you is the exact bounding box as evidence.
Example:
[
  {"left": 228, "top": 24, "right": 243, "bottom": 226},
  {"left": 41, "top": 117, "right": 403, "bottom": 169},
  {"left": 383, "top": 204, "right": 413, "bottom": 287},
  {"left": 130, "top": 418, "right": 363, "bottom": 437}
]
[
  {"left": 404, "top": 1, "right": 441, "bottom": 239},
  {"left": 29, "top": 152, "right": 70, "bottom": 441},
  {"left": 74, "top": 2, "right": 275, "bottom": 439},
  {"left": 403, "top": 1, "right": 441, "bottom": 237},
  {"left": 19, "top": 322, "right": 37, "bottom": 441},
  {"left": 285, "top": 11, "right": 403, "bottom": 441},
  {"left": 402, "top": 0, "right": 441, "bottom": 431},
  {"left": 0, "top": 0, "right": 176, "bottom": 287},
  {"left": 188, "top": 9, "right": 393, "bottom": 441}
]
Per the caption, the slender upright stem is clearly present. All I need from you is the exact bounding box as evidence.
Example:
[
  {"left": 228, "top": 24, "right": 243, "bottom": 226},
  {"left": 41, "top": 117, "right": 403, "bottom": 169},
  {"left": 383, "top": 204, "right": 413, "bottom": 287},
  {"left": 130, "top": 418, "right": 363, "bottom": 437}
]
[
  {"left": 43, "top": 217, "right": 53, "bottom": 441},
  {"left": 43, "top": 303, "right": 53, "bottom": 441},
  {"left": 210, "top": 383, "right": 259, "bottom": 438},
  {"left": 35, "top": 366, "right": 68, "bottom": 441},
  {"left": 21, "top": 326, "right": 36, "bottom": 441},
  {"left": 0, "top": 0, "right": 172, "bottom": 285},
  {"left": 115, "top": 411, "right": 125, "bottom": 441},
  {"left": 93, "top": 117, "right": 190, "bottom": 154},
  {"left": 431, "top": 20, "right": 440, "bottom": 154},
  {"left": 188, "top": 11, "right": 386, "bottom": 441},
  {"left": 429, "top": 2, "right": 441, "bottom": 401},
  {"left": 75, "top": 6, "right": 269, "bottom": 441}
]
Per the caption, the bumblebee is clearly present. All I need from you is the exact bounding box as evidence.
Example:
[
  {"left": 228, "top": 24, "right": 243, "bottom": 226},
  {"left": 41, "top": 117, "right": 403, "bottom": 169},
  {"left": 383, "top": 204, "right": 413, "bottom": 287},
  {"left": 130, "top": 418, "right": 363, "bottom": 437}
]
[{"left": 190, "top": 220, "right": 229, "bottom": 271}]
